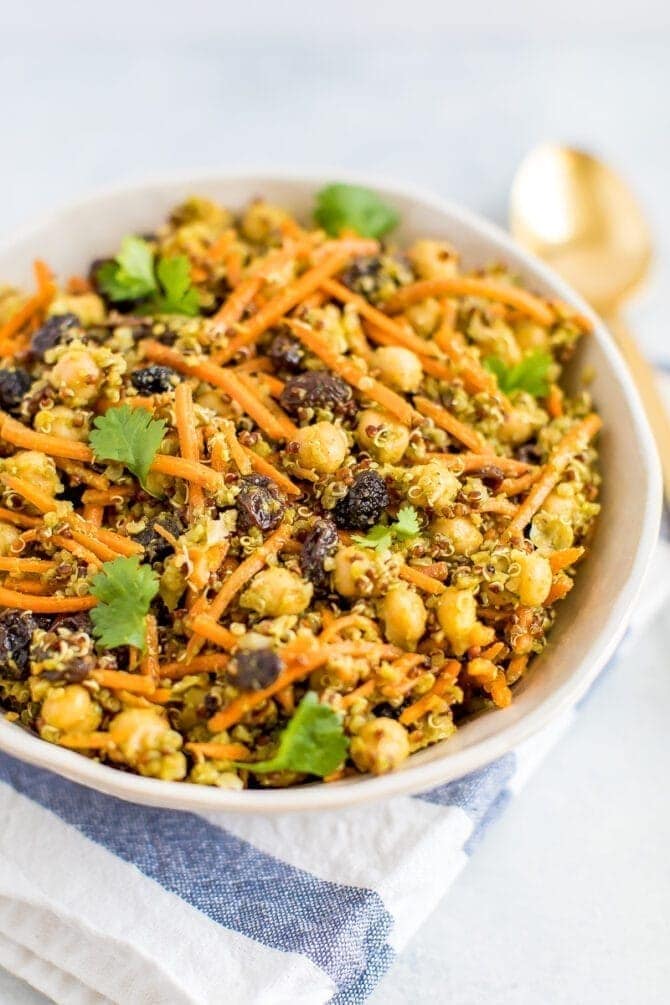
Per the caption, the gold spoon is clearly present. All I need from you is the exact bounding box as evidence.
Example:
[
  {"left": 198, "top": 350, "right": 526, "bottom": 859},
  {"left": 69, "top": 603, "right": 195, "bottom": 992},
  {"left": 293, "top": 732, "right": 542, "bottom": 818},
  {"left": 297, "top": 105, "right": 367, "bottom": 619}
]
[{"left": 510, "top": 143, "right": 670, "bottom": 502}]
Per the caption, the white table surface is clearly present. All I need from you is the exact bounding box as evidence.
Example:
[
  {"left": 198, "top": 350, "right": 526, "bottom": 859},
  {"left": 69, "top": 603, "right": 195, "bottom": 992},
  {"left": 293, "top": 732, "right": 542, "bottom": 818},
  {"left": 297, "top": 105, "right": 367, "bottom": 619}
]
[{"left": 1, "top": 5, "right": 669, "bottom": 1002}]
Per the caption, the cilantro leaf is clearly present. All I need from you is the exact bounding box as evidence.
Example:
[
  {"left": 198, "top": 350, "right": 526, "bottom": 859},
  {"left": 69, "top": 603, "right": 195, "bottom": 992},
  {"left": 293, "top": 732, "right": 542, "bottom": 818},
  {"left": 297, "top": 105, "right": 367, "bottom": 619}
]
[
  {"left": 152, "top": 256, "right": 200, "bottom": 316},
  {"left": 314, "top": 183, "right": 399, "bottom": 239},
  {"left": 239, "top": 692, "right": 348, "bottom": 777},
  {"left": 352, "top": 505, "right": 421, "bottom": 552},
  {"left": 90, "top": 556, "right": 159, "bottom": 650},
  {"left": 89, "top": 405, "right": 166, "bottom": 489},
  {"left": 484, "top": 350, "right": 553, "bottom": 398},
  {"left": 96, "top": 236, "right": 157, "bottom": 302}
]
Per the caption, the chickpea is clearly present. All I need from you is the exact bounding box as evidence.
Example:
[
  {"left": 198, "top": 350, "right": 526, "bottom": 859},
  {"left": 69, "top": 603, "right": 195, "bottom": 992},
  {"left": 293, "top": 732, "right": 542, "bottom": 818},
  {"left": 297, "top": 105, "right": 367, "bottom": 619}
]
[
  {"left": 372, "top": 346, "right": 423, "bottom": 393},
  {"left": 356, "top": 408, "right": 410, "bottom": 464},
  {"left": 432, "top": 516, "right": 483, "bottom": 556},
  {"left": 408, "top": 239, "right": 459, "bottom": 280},
  {"left": 437, "top": 588, "right": 477, "bottom": 656},
  {"left": 35, "top": 405, "right": 90, "bottom": 442},
  {"left": 42, "top": 685, "right": 101, "bottom": 734},
  {"left": 540, "top": 486, "right": 579, "bottom": 524},
  {"left": 332, "top": 546, "right": 378, "bottom": 599},
  {"left": 380, "top": 584, "right": 427, "bottom": 650},
  {"left": 350, "top": 717, "right": 410, "bottom": 775},
  {"left": 0, "top": 521, "right": 20, "bottom": 556},
  {"left": 408, "top": 461, "right": 460, "bottom": 513},
  {"left": 293, "top": 422, "right": 348, "bottom": 474},
  {"left": 108, "top": 708, "right": 186, "bottom": 780},
  {"left": 196, "top": 390, "right": 228, "bottom": 416},
  {"left": 50, "top": 345, "right": 101, "bottom": 406},
  {"left": 240, "top": 567, "right": 313, "bottom": 616},
  {"left": 515, "top": 551, "right": 552, "bottom": 607},
  {"left": 241, "top": 201, "right": 294, "bottom": 244},
  {"left": 405, "top": 298, "right": 441, "bottom": 337},
  {"left": 6, "top": 450, "right": 62, "bottom": 497},
  {"left": 515, "top": 319, "right": 550, "bottom": 352}
]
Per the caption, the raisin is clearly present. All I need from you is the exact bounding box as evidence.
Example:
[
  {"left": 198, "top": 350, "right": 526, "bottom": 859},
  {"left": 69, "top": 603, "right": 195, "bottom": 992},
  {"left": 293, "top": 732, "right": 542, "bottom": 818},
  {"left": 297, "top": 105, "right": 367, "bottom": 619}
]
[
  {"left": 130, "top": 365, "right": 176, "bottom": 395},
  {"left": 0, "top": 610, "right": 37, "bottom": 681},
  {"left": 236, "top": 474, "right": 285, "bottom": 532},
  {"left": 478, "top": 465, "right": 505, "bottom": 491},
  {"left": 133, "top": 512, "right": 184, "bottom": 564},
  {"left": 333, "top": 470, "right": 389, "bottom": 530},
  {"left": 39, "top": 655, "right": 95, "bottom": 684},
  {"left": 280, "top": 371, "right": 354, "bottom": 419},
  {"left": 300, "top": 520, "right": 338, "bottom": 592},
  {"left": 231, "top": 648, "right": 281, "bottom": 691},
  {"left": 30, "top": 313, "right": 79, "bottom": 360},
  {"left": 267, "top": 332, "right": 305, "bottom": 372},
  {"left": 49, "top": 612, "right": 93, "bottom": 636},
  {"left": 0, "top": 369, "right": 32, "bottom": 414}
]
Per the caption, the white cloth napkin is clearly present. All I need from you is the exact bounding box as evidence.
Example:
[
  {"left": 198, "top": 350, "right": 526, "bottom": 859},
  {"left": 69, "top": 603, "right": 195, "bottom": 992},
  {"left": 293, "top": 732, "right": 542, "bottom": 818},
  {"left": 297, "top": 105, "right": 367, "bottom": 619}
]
[{"left": 1, "top": 382, "right": 668, "bottom": 1005}]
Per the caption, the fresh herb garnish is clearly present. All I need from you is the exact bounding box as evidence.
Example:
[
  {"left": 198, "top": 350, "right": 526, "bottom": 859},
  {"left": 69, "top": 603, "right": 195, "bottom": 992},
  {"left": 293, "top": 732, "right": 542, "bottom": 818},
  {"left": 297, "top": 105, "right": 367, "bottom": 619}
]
[
  {"left": 352, "top": 505, "right": 421, "bottom": 552},
  {"left": 96, "top": 235, "right": 200, "bottom": 316},
  {"left": 483, "top": 350, "right": 553, "bottom": 398},
  {"left": 89, "top": 404, "right": 166, "bottom": 490},
  {"left": 238, "top": 692, "right": 348, "bottom": 777},
  {"left": 90, "top": 555, "right": 159, "bottom": 650},
  {"left": 314, "top": 183, "right": 399, "bottom": 239}
]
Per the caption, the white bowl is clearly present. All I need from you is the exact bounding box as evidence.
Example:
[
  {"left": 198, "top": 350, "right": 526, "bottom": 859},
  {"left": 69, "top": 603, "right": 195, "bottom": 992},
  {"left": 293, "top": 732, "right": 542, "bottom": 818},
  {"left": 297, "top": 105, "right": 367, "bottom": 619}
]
[{"left": 0, "top": 170, "right": 662, "bottom": 813}]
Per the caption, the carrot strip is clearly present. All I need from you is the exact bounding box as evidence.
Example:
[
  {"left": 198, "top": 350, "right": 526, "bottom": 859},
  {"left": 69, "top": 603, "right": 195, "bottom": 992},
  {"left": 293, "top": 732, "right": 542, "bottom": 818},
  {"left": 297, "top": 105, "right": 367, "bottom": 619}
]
[
  {"left": 547, "top": 384, "right": 564, "bottom": 419},
  {"left": 212, "top": 274, "right": 263, "bottom": 330},
  {"left": 0, "top": 473, "right": 60, "bottom": 514},
  {"left": 233, "top": 356, "right": 274, "bottom": 374},
  {"left": 91, "top": 670, "right": 157, "bottom": 695},
  {"left": 234, "top": 372, "right": 297, "bottom": 439},
  {"left": 92, "top": 527, "right": 142, "bottom": 557},
  {"left": 80, "top": 487, "right": 133, "bottom": 506},
  {"left": 188, "top": 615, "right": 239, "bottom": 650},
  {"left": 224, "top": 247, "right": 243, "bottom": 287},
  {"left": 340, "top": 680, "right": 376, "bottom": 708},
  {"left": 363, "top": 319, "right": 441, "bottom": 360},
  {"left": 160, "top": 652, "right": 231, "bottom": 678},
  {"left": 216, "top": 248, "right": 352, "bottom": 362},
  {"left": 50, "top": 534, "right": 103, "bottom": 569},
  {"left": 545, "top": 575, "right": 574, "bottom": 605},
  {"left": 427, "top": 453, "right": 533, "bottom": 476},
  {"left": 0, "top": 507, "right": 40, "bottom": 529},
  {"left": 68, "top": 530, "right": 119, "bottom": 563},
  {"left": 0, "top": 260, "right": 55, "bottom": 356},
  {"left": 414, "top": 396, "right": 489, "bottom": 453},
  {"left": 203, "top": 229, "right": 236, "bottom": 264},
  {"left": 141, "top": 341, "right": 297, "bottom": 441},
  {"left": 399, "top": 565, "right": 447, "bottom": 594},
  {"left": 288, "top": 320, "right": 417, "bottom": 426},
  {"left": 54, "top": 458, "right": 109, "bottom": 490},
  {"left": 244, "top": 449, "right": 301, "bottom": 497},
  {"left": 0, "top": 557, "right": 55, "bottom": 573},
  {"left": 175, "top": 382, "right": 205, "bottom": 515},
  {"left": 149, "top": 453, "right": 221, "bottom": 491},
  {"left": 504, "top": 414, "right": 602, "bottom": 540},
  {"left": 549, "top": 547, "right": 585, "bottom": 573},
  {"left": 221, "top": 421, "right": 253, "bottom": 474},
  {"left": 201, "top": 522, "right": 292, "bottom": 624},
  {"left": 384, "top": 277, "right": 555, "bottom": 327},
  {"left": 0, "top": 586, "right": 96, "bottom": 613},
  {"left": 499, "top": 473, "right": 539, "bottom": 496},
  {"left": 506, "top": 654, "right": 528, "bottom": 684},
  {"left": 58, "top": 732, "right": 115, "bottom": 751},
  {"left": 4, "top": 578, "right": 51, "bottom": 595},
  {"left": 322, "top": 279, "right": 441, "bottom": 358}
]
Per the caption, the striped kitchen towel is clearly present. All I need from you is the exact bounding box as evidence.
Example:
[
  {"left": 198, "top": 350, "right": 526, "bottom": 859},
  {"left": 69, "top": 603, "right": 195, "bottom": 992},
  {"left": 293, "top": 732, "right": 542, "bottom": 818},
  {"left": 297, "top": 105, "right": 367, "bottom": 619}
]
[{"left": 0, "top": 531, "right": 668, "bottom": 1005}]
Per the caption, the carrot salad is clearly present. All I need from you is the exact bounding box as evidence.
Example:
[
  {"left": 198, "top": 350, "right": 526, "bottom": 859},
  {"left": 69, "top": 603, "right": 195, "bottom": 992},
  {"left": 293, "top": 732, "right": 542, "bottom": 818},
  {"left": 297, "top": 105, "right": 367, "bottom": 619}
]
[{"left": 0, "top": 185, "right": 600, "bottom": 787}]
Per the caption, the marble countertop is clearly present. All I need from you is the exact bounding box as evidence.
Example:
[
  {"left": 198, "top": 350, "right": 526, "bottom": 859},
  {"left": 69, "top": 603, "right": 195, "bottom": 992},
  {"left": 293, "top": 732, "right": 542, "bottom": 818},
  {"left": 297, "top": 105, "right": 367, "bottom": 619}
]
[{"left": 1, "top": 8, "right": 668, "bottom": 1002}]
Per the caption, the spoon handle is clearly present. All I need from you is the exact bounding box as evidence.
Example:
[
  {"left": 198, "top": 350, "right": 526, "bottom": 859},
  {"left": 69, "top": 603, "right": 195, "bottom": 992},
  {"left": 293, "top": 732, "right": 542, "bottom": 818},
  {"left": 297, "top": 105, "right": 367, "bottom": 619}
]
[{"left": 606, "top": 315, "right": 670, "bottom": 505}]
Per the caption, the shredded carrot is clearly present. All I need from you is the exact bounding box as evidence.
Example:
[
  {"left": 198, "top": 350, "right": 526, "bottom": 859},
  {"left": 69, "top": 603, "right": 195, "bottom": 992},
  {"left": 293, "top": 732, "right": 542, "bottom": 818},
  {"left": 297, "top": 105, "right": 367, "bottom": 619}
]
[
  {"left": 233, "top": 356, "right": 274, "bottom": 374},
  {"left": 203, "top": 229, "right": 236, "bottom": 264},
  {"left": 545, "top": 574, "right": 575, "bottom": 606},
  {"left": 58, "top": 732, "right": 115, "bottom": 751},
  {"left": 499, "top": 472, "right": 539, "bottom": 496},
  {"left": 0, "top": 586, "right": 96, "bottom": 613},
  {"left": 68, "top": 529, "right": 119, "bottom": 563},
  {"left": 92, "top": 527, "right": 142, "bottom": 557},
  {"left": 4, "top": 578, "right": 51, "bottom": 595},
  {"left": 547, "top": 383, "right": 564, "bottom": 418},
  {"left": 384, "top": 276, "right": 556, "bottom": 327},
  {"left": 235, "top": 371, "right": 297, "bottom": 438},
  {"left": 504, "top": 414, "right": 602, "bottom": 540},
  {"left": 0, "top": 557, "right": 55, "bottom": 574},
  {"left": 549, "top": 547, "right": 585, "bottom": 573},
  {"left": 91, "top": 670, "right": 157, "bottom": 695},
  {"left": 0, "top": 507, "right": 40, "bottom": 529},
  {"left": 322, "top": 279, "right": 440, "bottom": 358},
  {"left": 188, "top": 615, "right": 239, "bottom": 650},
  {"left": 506, "top": 655, "right": 528, "bottom": 684},
  {"left": 481, "top": 641, "right": 505, "bottom": 662},
  {"left": 319, "top": 613, "right": 380, "bottom": 644},
  {"left": 224, "top": 246, "right": 243, "bottom": 287},
  {"left": 185, "top": 741, "right": 250, "bottom": 761},
  {"left": 212, "top": 274, "right": 262, "bottom": 330},
  {"left": 217, "top": 248, "right": 352, "bottom": 362},
  {"left": 142, "top": 340, "right": 297, "bottom": 441},
  {"left": 340, "top": 680, "right": 376, "bottom": 707},
  {"left": 428, "top": 452, "right": 533, "bottom": 476},
  {"left": 80, "top": 487, "right": 133, "bottom": 506},
  {"left": 414, "top": 396, "right": 489, "bottom": 453},
  {"left": 65, "top": 275, "right": 92, "bottom": 295},
  {"left": 149, "top": 453, "right": 223, "bottom": 491},
  {"left": 289, "top": 320, "right": 417, "bottom": 426},
  {"left": 221, "top": 420, "right": 253, "bottom": 474},
  {"left": 363, "top": 319, "right": 441, "bottom": 360},
  {"left": 0, "top": 473, "right": 61, "bottom": 514},
  {"left": 399, "top": 690, "right": 448, "bottom": 726},
  {"left": 399, "top": 565, "right": 447, "bottom": 594},
  {"left": 244, "top": 448, "right": 301, "bottom": 497},
  {"left": 175, "top": 382, "right": 205, "bottom": 516},
  {"left": 160, "top": 652, "right": 231, "bottom": 678},
  {"left": 54, "top": 458, "right": 109, "bottom": 491},
  {"left": 50, "top": 534, "right": 104, "bottom": 569},
  {"left": 0, "top": 260, "right": 55, "bottom": 356}
]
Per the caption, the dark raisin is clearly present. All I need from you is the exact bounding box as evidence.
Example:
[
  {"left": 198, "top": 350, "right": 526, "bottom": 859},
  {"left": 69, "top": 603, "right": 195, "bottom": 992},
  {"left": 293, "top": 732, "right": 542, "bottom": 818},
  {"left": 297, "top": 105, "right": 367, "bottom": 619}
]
[
  {"left": 267, "top": 332, "right": 305, "bottom": 372},
  {"left": 300, "top": 520, "right": 338, "bottom": 592},
  {"left": 133, "top": 512, "right": 184, "bottom": 564},
  {"left": 340, "top": 254, "right": 412, "bottom": 304},
  {"left": 30, "top": 313, "right": 79, "bottom": 360},
  {"left": 280, "top": 371, "right": 354, "bottom": 419},
  {"left": 333, "top": 470, "right": 389, "bottom": 530},
  {"left": 231, "top": 648, "right": 281, "bottom": 691},
  {"left": 40, "top": 655, "right": 95, "bottom": 684},
  {"left": 236, "top": 474, "right": 285, "bottom": 532},
  {"left": 0, "top": 610, "right": 37, "bottom": 681},
  {"left": 49, "top": 612, "right": 93, "bottom": 636},
  {"left": 516, "top": 444, "right": 543, "bottom": 465},
  {"left": 477, "top": 465, "right": 505, "bottom": 491},
  {"left": 0, "top": 369, "right": 32, "bottom": 413},
  {"left": 130, "top": 365, "right": 176, "bottom": 396}
]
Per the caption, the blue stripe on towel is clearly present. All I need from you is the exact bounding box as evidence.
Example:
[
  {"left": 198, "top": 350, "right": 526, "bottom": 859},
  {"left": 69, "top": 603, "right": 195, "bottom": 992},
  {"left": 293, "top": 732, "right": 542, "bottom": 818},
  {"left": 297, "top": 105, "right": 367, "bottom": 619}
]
[
  {"left": 414, "top": 752, "right": 516, "bottom": 853},
  {"left": 0, "top": 751, "right": 394, "bottom": 1001}
]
